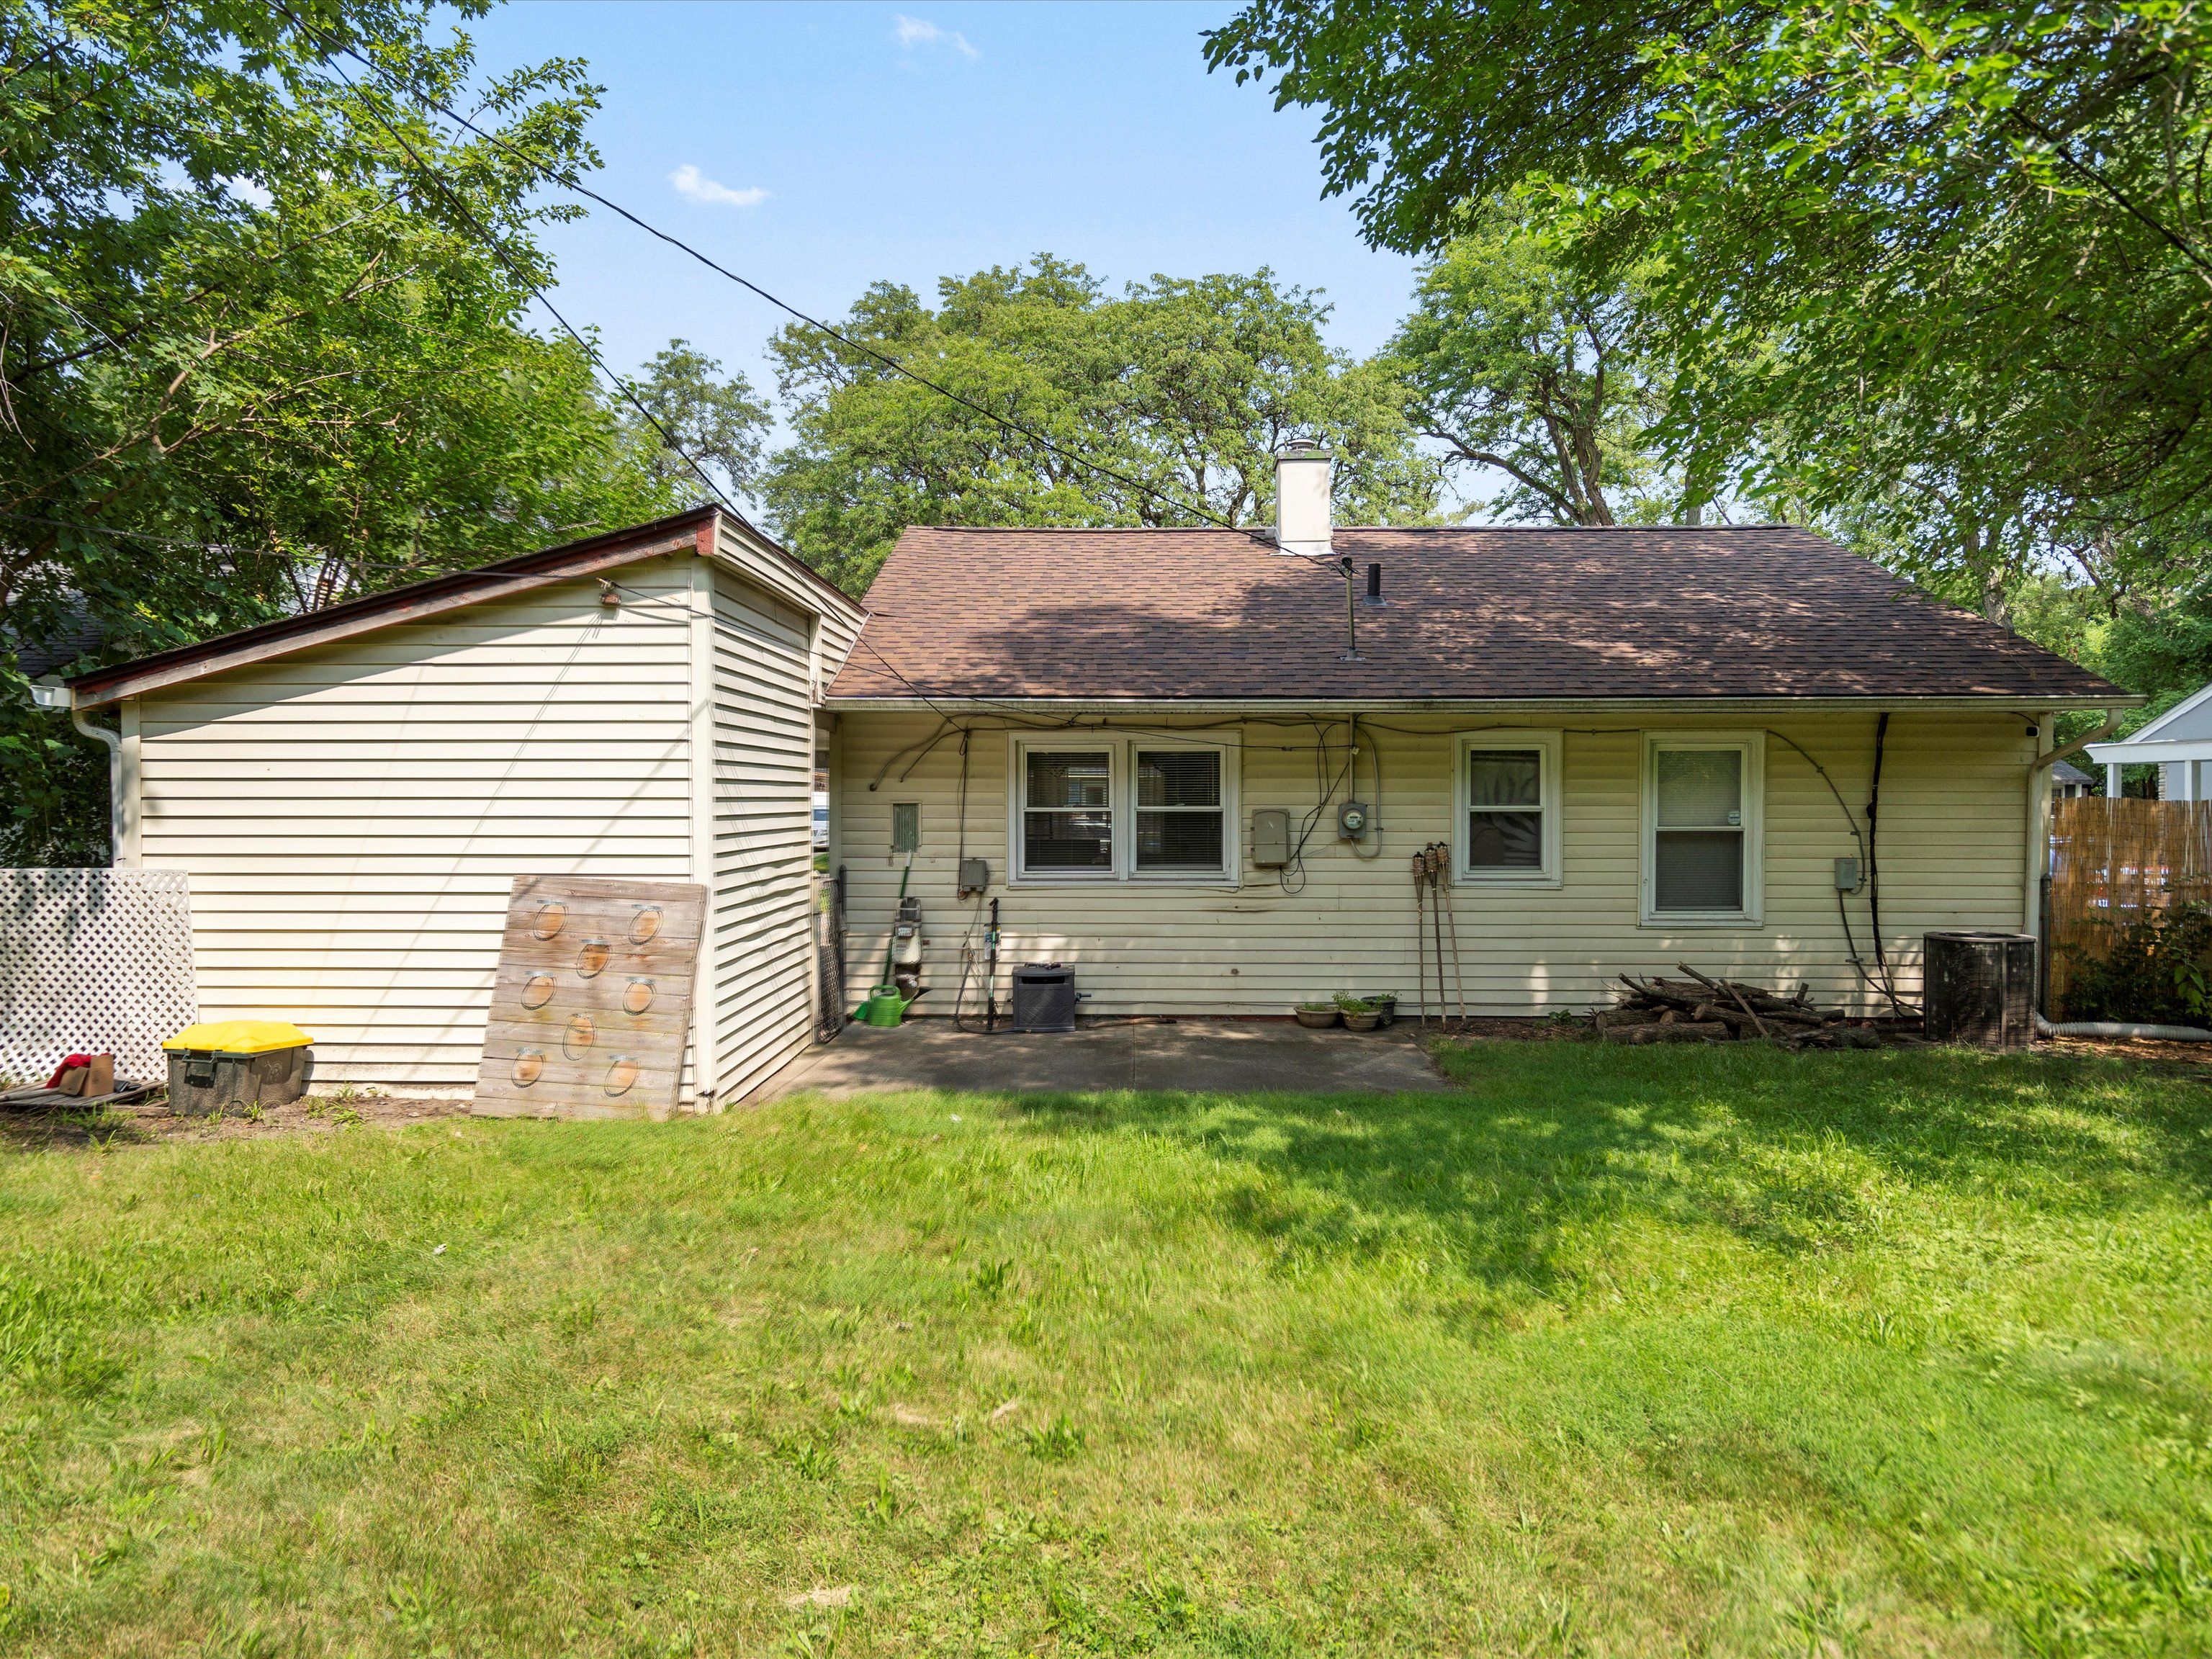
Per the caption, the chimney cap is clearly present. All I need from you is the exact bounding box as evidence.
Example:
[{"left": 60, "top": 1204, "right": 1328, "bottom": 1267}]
[{"left": 1277, "top": 437, "right": 1333, "bottom": 461}]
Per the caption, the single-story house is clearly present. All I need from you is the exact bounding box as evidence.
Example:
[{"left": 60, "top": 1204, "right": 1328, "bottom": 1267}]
[
  {"left": 2087, "top": 683, "right": 2212, "bottom": 800},
  {"left": 57, "top": 449, "right": 2126, "bottom": 1102},
  {"left": 2049, "top": 758, "right": 2096, "bottom": 799},
  {"left": 63, "top": 506, "right": 862, "bottom": 1105},
  {"left": 823, "top": 446, "right": 2126, "bottom": 1020}
]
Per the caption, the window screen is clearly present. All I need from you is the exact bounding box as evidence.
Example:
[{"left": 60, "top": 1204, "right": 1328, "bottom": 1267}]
[
  {"left": 1653, "top": 747, "right": 1745, "bottom": 912},
  {"left": 1135, "top": 750, "right": 1223, "bottom": 871},
  {"left": 1467, "top": 749, "right": 1544, "bottom": 869},
  {"left": 1022, "top": 751, "right": 1112, "bottom": 871}
]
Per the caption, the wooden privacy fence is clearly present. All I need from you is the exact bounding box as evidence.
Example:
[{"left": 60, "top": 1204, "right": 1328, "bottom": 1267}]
[{"left": 2046, "top": 798, "right": 2212, "bottom": 1015}]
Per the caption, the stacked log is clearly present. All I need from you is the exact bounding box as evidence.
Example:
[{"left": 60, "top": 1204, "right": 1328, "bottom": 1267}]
[{"left": 1597, "top": 964, "right": 1886, "bottom": 1049}]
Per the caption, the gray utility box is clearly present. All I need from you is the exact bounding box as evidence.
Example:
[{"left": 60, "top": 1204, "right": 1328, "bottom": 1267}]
[
  {"left": 1009, "top": 963, "right": 1078, "bottom": 1033},
  {"left": 166, "top": 1043, "right": 313, "bottom": 1115},
  {"left": 1923, "top": 931, "right": 2037, "bottom": 1049},
  {"left": 1251, "top": 808, "right": 1290, "bottom": 868}
]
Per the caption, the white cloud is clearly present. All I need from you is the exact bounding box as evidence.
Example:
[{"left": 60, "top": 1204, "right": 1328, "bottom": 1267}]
[
  {"left": 894, "top": 14, "right": 978, "bottom": 59},
  {"left": 668, "top": 164, "right": 768, "bottom": 209}
]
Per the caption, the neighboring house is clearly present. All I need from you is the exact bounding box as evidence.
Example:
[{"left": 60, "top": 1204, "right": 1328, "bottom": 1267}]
[
  {"left": 2086, "top": 683, "right": 2212, "bottom": 800},
  {"left": 63, "top": 507, "right": 862, "bottom": 1105},
  {"left": 2049, "top": 759, "right": 2096, "bottom": 799},
  {"left": 6, "top": 604, "right": 106, "bottom": 681},
  {"left": 823, "top": 447, "right": 2127, "bottom": 1017}
]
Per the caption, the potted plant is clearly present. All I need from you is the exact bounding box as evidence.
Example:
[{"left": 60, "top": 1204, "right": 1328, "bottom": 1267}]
[
  {"left": 1363, "top": 994, "right": 1399, "bottom": 1027},
  {"left": 1334, "top": 993, "right": 1382, "bottom": 1032},
  {"left": 1295, "top": 1001, "right": 1340, "bottom": 1028}
]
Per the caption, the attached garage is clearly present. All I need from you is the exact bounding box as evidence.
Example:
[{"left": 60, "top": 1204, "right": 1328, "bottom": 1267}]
[{"left": 63, "top": 507, "right": 863, "bottom": 1110}]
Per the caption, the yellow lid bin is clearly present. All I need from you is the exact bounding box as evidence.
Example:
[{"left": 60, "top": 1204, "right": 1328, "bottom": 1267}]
[
  {"left": 163, "top": 1021, "right": 314, "bottom": 1113},
  {"left": 163, "top": 1020, "right": 314, "bottom": 1056}
]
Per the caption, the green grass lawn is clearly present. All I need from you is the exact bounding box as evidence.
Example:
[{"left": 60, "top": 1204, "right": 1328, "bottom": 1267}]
[{"left": 4, "top": 1042, "right": 2212, "bottom": 1657}]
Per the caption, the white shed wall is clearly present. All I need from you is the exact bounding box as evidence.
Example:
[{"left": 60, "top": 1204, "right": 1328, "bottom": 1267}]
[
  {"left": 135, "top": 559, "right": 700, "bottom": 1092},
  {"left": 834, "top": 709, "right": 2035, "bottom": 1015},
  {"left": 704, "top": 562, "right": 820, "bottom": 1103}
]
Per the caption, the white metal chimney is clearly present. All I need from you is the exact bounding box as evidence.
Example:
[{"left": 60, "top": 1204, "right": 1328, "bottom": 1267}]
[{"left": 1273, "top": 439, "right": 1333, "bottom": 557}]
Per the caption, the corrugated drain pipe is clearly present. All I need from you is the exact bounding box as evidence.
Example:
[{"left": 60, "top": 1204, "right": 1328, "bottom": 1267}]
[{"left": 2035, "top": 1012, "right": 2212, "bottom": 1042}]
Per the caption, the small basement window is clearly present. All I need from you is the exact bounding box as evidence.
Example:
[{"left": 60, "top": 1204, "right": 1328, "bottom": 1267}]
[
  {"left": 1010, "top": 735, "right": 1236, "bottom": 884},
  {"left": 1456, "top": 731, "right": 1561, "bottom": 885},
  {"left": 1642, "top": 733, "right": 1764, "bottom": 925}
]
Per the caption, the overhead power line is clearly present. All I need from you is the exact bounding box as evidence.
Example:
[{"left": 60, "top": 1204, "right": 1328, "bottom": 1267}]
[
  {"left": 1, "top": 506, "right": 583, "bottom": 579},
  {"left": 265, "top": 1, "right": 1281, "bottom": 550},
  {"left": 279, "top": 35, "right": 744, "bottom": 521}
]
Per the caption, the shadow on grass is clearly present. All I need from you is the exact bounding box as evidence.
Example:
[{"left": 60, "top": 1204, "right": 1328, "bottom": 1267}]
[
  {"left": 1002, "top": 1041, "right": 2212, "bottom": 1298},
  {"left": 0, "top": 1100, "right": 150, "bottom": 1154}
]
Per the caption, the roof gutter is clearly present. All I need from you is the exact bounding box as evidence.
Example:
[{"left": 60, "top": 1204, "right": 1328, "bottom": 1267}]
[{"left": 824, "top": 693, "right": 2139, "bottom": 716}]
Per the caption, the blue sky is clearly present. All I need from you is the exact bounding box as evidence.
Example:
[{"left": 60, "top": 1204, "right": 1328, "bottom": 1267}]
[{"left": 454, "top": 1, "right": 1421, "bottom": 400}]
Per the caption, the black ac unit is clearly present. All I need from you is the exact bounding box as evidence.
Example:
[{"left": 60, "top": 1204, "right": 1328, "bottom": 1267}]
[{"left": 1009, "top": 963, "right": 1077, "bottom": 1033}]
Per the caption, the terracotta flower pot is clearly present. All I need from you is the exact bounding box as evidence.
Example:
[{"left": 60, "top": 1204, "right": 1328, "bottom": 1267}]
[
  {"left": 1342, "top": 1010, "right": 1383, "bottom": 1032},
  {"left": 1294, "top": 1006, "right": 1340, "bottom": 1028}
]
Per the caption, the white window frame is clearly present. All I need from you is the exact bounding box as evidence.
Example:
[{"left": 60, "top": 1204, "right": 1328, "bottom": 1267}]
[
  {"left": 1007, "top": 733, "right": 1239, "bottom": 886},
  {"left": 1455, "top": 730, "right": 1563, "bottom": 887},
  {"left": 1640, "top": 731, "right": 1765, "bottom": 927}
]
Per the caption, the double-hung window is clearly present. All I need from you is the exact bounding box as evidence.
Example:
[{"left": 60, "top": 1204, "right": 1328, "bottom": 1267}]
[
  {"left": 1012, "top": 736, "right": 1235, "bottom": 883},
  {"left": 1642, "top": 732, "right": 1764, "bottom": 925},
  {"left": 1135, "top": 750, "right": 1225, "bottom": 873},
  {"left": 1020, "top": 750, "right": 1115, "bottom": 873},
  {"left": 1455, "top": 731, "right": 1562, "bottom": 886}
]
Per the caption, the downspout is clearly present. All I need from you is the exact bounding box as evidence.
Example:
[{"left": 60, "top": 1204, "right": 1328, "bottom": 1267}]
[
  {"left": 30, "top": 680, "right": 129, "bottom": 866},
  {"left": 1866, "top": 714, "right": 1905, "bottom": 1012},
  {"left": 2036, "top": 1012, "right": 2212, "bottom": 1042}
]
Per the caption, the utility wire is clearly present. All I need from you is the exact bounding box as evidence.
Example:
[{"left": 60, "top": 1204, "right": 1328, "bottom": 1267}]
[
  {"left": 0, "top": 506, "right": 585, "bottom": 578},
  {"left": 267, "top": 0, "right": 1285, "bottom": 549},
  {"left": 253, "top": 19, "right": 742, "bottom": 520}
]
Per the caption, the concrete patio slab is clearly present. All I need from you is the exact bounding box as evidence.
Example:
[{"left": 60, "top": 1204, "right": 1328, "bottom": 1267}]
[{"left": 760, "top": 1018, "right": 1450, "bottom": 1100}]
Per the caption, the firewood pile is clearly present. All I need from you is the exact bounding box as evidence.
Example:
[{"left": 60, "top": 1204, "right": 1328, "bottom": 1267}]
[{"left": 1596, "top": 963, "right": 1889, "bottom": 1049}]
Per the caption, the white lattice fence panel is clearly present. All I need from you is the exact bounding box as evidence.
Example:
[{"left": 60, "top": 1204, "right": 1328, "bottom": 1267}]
[{"left": 0, "top": 868, "right": 197, "bottom": 1085}]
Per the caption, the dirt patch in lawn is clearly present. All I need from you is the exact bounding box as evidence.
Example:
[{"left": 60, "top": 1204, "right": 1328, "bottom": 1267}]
[
  {"left": 1442, "top": 1015, "right": 2212, "bottom": 1069},
  {"left": 0, "top": 1089, "right": 469, "bottom": 1153},
  {"left": 2039, "top": 1032, "right": 2212, "bottom": 1066}
]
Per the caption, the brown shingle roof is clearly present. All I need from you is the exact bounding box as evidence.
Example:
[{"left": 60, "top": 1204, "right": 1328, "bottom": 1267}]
[{"left": 826, "top": 524, "right": 2122, "bottom": 703}]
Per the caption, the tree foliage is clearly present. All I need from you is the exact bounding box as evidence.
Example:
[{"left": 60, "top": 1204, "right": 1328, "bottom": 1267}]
[
  {"left": 1, "top": 0, "right": 682, "bottom": 860},
  {"left": 758, "top": 256, "right": 1439, "bottom": 592},
  {"left": 1386, "top": 209, "right": 1667, "bottom": 525},
  {"left": 1206, "top": 1, "right": 2212, "bottom": 613},
  {"left": 621, "top": 340, "right": 769, "bottom": 505}
]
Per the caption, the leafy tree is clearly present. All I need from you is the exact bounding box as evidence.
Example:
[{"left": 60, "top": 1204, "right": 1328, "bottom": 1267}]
[
  {"left": 622, "top": 340, "right": 770, "bottom": 504},
  {"left": 759, "top": 256, "right": 1439, "bottom": 592},
  {"left": 1387, "top": 210, "right": 1667, "bottom": 525},
  {"left": 1205, "top": 1, "right": 2212, "bottom": 609},
  {"left": 1, "top": 0, "right": 682, "bottom": 860}
]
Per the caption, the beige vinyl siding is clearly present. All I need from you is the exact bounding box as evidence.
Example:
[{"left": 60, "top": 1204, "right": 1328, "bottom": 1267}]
[
  {"left": 835, "top": 709, "right": 2034, "bottom": 1015},
  {"left": 705, "top": 562, "right": 820, "bottom": 1102},
  {"left": 135, "top": 558, "right": 697, "bottom": 1091}
]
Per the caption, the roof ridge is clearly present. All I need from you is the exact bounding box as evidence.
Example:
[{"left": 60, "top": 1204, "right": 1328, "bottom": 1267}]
[{"left": 904, "top": 522, "right": 1802, "bottom": 534}]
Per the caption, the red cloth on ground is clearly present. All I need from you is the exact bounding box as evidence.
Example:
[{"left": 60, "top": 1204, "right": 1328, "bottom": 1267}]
[{"left": 45, "top": 1053, "right": 94, "bottom": 1089}]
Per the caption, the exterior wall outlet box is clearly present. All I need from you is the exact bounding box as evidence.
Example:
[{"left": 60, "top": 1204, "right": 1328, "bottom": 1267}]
[
  {"left": 958, "top": 858, "right": 990, "bottom": 894},
  {"left": 1251, "top": 808, "right": 1290, "bottom": 868},
  {"left": 1833, "top": 855, "right": 1860, "bottom": 891}
]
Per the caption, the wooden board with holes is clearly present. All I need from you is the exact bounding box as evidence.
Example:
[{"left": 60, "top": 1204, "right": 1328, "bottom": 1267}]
[{"left": 470, "top": 876, "right": 706, "bottom": 1120}]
